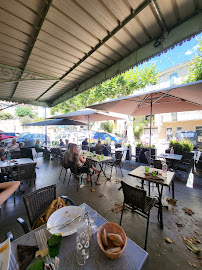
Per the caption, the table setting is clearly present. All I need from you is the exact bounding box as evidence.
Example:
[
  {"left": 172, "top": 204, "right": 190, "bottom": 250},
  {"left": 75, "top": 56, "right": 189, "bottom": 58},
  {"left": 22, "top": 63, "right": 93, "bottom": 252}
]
[{"left": 6, "top": 203, "right": 148, "bottom": 270}]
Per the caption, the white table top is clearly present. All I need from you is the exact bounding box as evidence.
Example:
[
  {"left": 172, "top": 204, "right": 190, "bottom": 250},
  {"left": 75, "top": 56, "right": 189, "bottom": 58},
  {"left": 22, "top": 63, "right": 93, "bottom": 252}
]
[
  {"left": 111, "top": 147, "right": 126, "bottom": 152},
  {"left": 159, "top": 153, "right": 182, "bottom": 161},
  {"left": 81, "top": 151, "right": 113, "bottom": 163},
  {"left": 128, "top": 166, "right": 175, "bottom": 187},
  {"left": 0, "top": 158, "right": 34, "bottom": 169}
]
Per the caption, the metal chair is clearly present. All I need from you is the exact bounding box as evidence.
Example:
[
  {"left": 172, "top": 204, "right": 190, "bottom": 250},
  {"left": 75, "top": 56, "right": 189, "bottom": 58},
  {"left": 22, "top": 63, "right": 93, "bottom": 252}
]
[
  {"left": 130, "top": 148, "right": 143, "bottom": 165},
  {"left": 11, "top": 151, "right": 21, "bottom": 159},
  {"left": 17, "top": 184, "right": 75, "bottom": 233},
  {"left": 59, "top": 157, "right": 70, "bottom": 184},
  {"left": 68, "top": 161, "right": 92, "bottom": 191},
  {"left": 120, "top": 181, "right": 156, "bottom": 251},
  {"left": 107, "top": 152, "right": 123, "bottom": 179},
  {"left": 50, "top": 148, "right": 62, "bottom": 162},
  {"left": 17, "top": 163, "right": 37, "bottom": 192}
]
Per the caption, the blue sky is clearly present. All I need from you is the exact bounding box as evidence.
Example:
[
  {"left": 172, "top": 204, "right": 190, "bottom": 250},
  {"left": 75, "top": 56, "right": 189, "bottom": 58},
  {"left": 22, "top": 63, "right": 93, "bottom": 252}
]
[{"left": 141, "top": 33, "right": 201, "bottom": 72}]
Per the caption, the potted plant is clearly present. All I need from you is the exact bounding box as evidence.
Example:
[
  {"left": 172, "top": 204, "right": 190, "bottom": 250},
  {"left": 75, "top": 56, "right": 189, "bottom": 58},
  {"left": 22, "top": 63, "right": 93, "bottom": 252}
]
[{"left": 135, "top": 142, "right": 156, "bottom": 163}]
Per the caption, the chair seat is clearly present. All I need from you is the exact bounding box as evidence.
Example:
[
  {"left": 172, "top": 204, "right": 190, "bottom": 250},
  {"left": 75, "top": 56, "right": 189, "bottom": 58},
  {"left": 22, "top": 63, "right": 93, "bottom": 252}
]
[{"left": 144, "top": 197, "right": 156, "bottom": 213}]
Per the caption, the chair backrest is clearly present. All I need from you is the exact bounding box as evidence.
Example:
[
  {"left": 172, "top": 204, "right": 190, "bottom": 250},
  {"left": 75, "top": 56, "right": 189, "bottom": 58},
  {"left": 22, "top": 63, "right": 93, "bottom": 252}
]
[
  {"left": 144, "top": 151, "right": 149, "bottom": 164},
  {"left": 153, "top": 159, "right": 162, "bottom": 169},
  {"left": 68, "top": 160, "right": 78, "bottom": 175},
  {"left": 95, "top": 150, "right": 102, "bottom": 155},
  {"left": 17, "top": 163, "right": 36, "bottom": 182},
  {"left": 121, "top": 181, "right": 146, "bottom": 212},
  {"left": 115, "top": 152, "right": 123, "bottom": 165},
  {"left": 20, "top": 148, "right": 33, "bottom": 160},
  {"left": 11, "top": 151, "right": 21, "bottom": 159},
  {"left": 23, "top": 184, "right": 56, "bottom": 228}
]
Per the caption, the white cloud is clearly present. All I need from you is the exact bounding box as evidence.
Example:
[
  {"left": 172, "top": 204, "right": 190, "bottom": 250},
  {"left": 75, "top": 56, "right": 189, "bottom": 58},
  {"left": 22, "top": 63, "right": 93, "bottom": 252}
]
[{"left": 185, "top": 44, "right": 199, "bottom": 55}]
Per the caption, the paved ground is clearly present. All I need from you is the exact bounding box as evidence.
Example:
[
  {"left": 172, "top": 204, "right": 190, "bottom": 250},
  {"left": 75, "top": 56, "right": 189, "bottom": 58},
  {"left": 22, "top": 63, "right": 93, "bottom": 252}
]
[{"left": 0, "top": 157, "right": 202, "bottom": 270}]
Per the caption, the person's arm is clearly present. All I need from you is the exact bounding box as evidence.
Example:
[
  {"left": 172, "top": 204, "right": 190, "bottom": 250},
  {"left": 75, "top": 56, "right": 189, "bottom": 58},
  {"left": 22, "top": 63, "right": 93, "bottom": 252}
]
[
  {"left": 0, "top": 181, "right": 20, "bottom": 205},
  {"left": 79, "top": 155, "right": 86, "bottom": 163}
]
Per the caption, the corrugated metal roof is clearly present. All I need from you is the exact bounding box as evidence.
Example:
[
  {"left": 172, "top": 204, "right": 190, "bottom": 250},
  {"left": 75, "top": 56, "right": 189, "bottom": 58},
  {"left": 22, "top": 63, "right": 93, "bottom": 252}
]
[{"left": 0, "top": 0, "right": 201, "bottom": 107}]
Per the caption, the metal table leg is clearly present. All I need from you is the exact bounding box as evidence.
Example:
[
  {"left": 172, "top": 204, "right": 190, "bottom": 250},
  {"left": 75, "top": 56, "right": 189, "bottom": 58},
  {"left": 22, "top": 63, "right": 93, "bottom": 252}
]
[{"left": 156, "top": 184, "right": 164, "bottom": 229}]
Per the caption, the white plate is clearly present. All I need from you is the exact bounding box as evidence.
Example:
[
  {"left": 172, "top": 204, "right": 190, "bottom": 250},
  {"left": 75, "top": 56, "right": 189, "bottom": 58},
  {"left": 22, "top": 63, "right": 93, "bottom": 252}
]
[
  {"left": 47, "top": 206, "right": 83, "bottom": 236},
  {"left": 0, "top": 238, "right": 11, "bottom": 270}
]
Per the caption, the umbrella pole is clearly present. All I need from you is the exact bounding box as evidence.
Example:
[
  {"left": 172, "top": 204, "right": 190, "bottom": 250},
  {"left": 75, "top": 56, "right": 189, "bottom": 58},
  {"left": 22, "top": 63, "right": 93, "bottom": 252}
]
[
  {"left": 45, "top": 108, "right": 47, "bottom": 145},
  {"left": 88, "top": 115, "right": 90, "bottom": 151},
  {"left": 149, "top": 95, "right": 152, "bottom": 166}
]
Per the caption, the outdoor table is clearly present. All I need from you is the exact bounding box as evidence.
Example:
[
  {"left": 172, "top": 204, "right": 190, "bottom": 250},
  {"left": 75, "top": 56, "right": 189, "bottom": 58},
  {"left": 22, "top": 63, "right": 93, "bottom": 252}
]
[
  {"left": 9, "top": 203, "right": 148, "bottom": 270},
  {"left": 82, "top": 151, "right": 113, "bottom": 181},
  {"left": 111, "top": 147, "right": 125, "bottom": 152},
  {"left": 0, "top": 158, "right": 34, "bottom": 169},
  {"left": 128, "top": 166, "right": 175, "bottom": 229}
]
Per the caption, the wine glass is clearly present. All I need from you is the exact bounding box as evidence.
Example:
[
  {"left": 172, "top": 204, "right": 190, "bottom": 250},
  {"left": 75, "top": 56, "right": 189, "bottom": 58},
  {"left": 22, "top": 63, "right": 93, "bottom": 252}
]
[{"left": 88, "top": 210, "right": 97, "bottom": 235}]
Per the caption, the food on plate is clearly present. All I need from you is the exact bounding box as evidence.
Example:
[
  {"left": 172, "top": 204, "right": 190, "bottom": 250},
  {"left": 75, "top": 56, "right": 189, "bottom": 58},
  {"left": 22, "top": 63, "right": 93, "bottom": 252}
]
[
  {"left": 102, "top": 229, "right": 108, "bottom": 246},
  {"left": 35, "top": 248, "right": 48, "bottom": 258},
  {"left": 106, "top": 247, "right": 121, "bottom": 253}
]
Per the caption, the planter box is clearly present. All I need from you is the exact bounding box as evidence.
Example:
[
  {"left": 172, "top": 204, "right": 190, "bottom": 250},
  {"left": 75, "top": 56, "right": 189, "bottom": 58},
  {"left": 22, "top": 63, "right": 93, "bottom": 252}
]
[{"left": 135, "top": 147, "right": 156, "bottom": 164}]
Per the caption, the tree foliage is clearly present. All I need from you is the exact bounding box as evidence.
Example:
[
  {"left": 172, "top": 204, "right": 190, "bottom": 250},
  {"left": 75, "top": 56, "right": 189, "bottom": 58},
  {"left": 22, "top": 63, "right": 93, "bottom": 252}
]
[
  {"left": 103, "top": 121, "right": 113, "bottom": 133},
  {"left": 0, "top": 112, "right": 14, "bottom": 120},
  {"left": 51, "top": 64, "right": 158, "bottom": 114},
  {"left": 15, "top": 106, "right": 33, "bottom": 118},
  {"left": 133, "top": 118, "right": 148, "bottom": 139},
  {"left": 20, "top": 116, "right": 33, "bottom": 125},
  {"left": 184, "top": 39, "right": 202, "bottom": 83}
]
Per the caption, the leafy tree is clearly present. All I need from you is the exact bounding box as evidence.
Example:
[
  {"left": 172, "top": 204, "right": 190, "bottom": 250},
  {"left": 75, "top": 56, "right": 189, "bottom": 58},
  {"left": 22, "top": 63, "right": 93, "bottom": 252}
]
[
  {"left": 133, "top": 119, "right": 148, "bottom": 139},
  {"left": 0, "top": 112, "right": 14, "bottom": 120},
  {"left": 103, "top": 121, "right": 113, "bottom": 133},
  {"left": 51, "top": 64, "right": 158, "bottom": 114},
  {"left": 20, "top": 116, "right": 33, "bottom": 125},
  {"left": 15, "top": 106, "right": 33, "bottom": 118},
  {"left": 184, "top": 39, "right": 202, "bottom": 83}
]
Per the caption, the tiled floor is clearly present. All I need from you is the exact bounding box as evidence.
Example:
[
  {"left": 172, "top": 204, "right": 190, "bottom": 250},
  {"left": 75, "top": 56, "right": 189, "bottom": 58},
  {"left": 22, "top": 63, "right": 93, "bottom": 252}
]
[{"left": 0, "top": 158, "right": 202, "bottom": 270}]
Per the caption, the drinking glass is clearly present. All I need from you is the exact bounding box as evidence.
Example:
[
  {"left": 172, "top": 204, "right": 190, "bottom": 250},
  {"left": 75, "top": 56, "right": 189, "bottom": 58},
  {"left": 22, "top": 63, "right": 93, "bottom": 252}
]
[
  {"left": 7, "top": 152, "right": 11, "bottom": 165},
  {"left": 101, "top": 154, "right": 104, "bottom": 160},
  {"left": 145, "top": 166, "right": 149, "bottom": 172},
  {"left": 76, "top": 218, "right": 90, "bottom": 265},
  {"left": 47, "top": 234, "right": 62, "bottom": 258},
  {"left": 152, "top": 171, "right": 157, "bottom": 177},
  {"left": 88, "top": 209, "right": 98, "bottom": 235},
  {"left": 97, "top": 155, "right": 100, "bottom": 161}
]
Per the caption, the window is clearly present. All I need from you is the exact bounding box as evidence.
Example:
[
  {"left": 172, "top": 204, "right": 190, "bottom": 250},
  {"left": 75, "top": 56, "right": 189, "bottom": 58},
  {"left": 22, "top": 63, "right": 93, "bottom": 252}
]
[
  {"left": 166, "top": 128, "right": 172, "bottom": 141},
  {"left": 172, "top": 112, "right": 177, "bottom": 121},
  {"left": 196, "top": 126, "right": 202, "bottom": 137},
  {"left": 170, "top": 73, "right": 178, "bottom": 85},
  {"left": 176, "top": 127, "right": 182, "bottom": 131}
]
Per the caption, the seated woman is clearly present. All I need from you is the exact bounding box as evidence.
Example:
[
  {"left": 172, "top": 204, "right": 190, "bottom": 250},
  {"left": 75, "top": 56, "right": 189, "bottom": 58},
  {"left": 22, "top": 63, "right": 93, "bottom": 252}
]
[
  {"left": 65, "top": 143, "right": 100, "bottom": 183},
  {"left": 0, "top": 181, "right": 20, "bottom": 206},
  {"left": 95, "top": 140, "right": 103, "bottom": 154},
  {"left": 6, "top": 138, "right": 19, "bottom": 151},
  {"left": 34, "top": 139, "right": 45, "bottom": 153}
]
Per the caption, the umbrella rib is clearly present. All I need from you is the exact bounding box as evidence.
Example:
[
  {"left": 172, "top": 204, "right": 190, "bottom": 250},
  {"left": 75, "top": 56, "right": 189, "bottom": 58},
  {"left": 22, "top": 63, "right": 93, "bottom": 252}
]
[{"left": 131, "top": 93, "right": 150, "bottom": 115}]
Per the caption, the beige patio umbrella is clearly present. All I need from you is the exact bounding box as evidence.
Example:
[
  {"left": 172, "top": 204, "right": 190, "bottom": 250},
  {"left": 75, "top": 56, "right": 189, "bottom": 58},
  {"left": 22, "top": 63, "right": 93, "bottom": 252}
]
[{"left": 88, "top": 80, "right": 202, "bottom": 163}]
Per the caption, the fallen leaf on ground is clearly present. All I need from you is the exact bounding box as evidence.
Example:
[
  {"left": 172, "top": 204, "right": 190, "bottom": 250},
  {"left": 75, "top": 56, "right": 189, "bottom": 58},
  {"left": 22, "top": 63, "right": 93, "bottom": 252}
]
[
  {"left": 192, "top": 236, "right": 201, "bottom": 243},
  {"left": 171, "top": 207, "right": 176, "bottom": 212},
  {"left": 111, "top": 202, "right": 129, "bottom": 213},
  {"left": 164, "top": 237, "right": 173, "bottom": 243},
  {"left": 183, "top": 237, "right": 200, "bottom": 254},
  {"left": 197, "top": 257, "right": 202, "bottom": 259},
  {"left": 98, "top": 193, "right": 104, "bottom": 197},
  {"left": 115, "top": 179, "right": 121, "bottom": 184},
  {"left": 177, "top": 264, "right": 180, "bottom": 267},
  {"left": 90, "top": 188, "right": 95, "bottom": 192},
  {"left": 166, "top": 198, "right": 177, "bottom": 205},
  {"left": 155, "top": 254, "right": 160, "bottom": 257},
  {"left": 188, "top": 261, "right": 197, "bottom": 268},
  {"left": 136, "top": 185, "right": 141, "bottom": 188},
  {"left": 200, "top": 262, "right": 202, "bottom": 267},
  {"left": 176, "top": 222, "right": 183, "bottom": 227},
  {"left": 195, "top": 231, "right": 200, "bottom": 236},
  {"left": 156, "top": 243, "right": 161, "bottom": 247},
  {"left": 183, "top": 208, "right": 194, "bottom": 215},
  {"left": 96, "top": 182, "right": 101, "bottom": 186}
]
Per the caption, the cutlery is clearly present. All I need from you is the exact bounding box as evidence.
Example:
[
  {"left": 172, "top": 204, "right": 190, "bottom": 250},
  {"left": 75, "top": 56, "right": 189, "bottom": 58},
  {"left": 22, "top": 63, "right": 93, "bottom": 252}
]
[{"left": 47, "top": 215, "right": 81, "bottom": 231}]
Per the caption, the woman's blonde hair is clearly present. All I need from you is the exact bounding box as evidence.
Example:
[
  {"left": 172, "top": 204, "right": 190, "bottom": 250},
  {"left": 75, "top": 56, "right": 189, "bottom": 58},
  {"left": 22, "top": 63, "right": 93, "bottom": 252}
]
[{"left": 68, "top": 143, "right": 78, "bottom": 153}]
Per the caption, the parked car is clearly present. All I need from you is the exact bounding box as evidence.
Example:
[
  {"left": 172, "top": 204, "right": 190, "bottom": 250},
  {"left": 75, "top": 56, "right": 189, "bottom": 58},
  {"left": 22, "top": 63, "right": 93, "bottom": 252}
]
[
  {"left": 93, "top": 132, "right": 123, "bottom": 145},
  {"left": 172, "top": 131, "right": 198, "bottom": 149},
  {"left": 1, "top": 133, "right": 50, "bottom": 148},
  {"left": 56, "top": 131, "right": 86, "bottom": 145}
]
